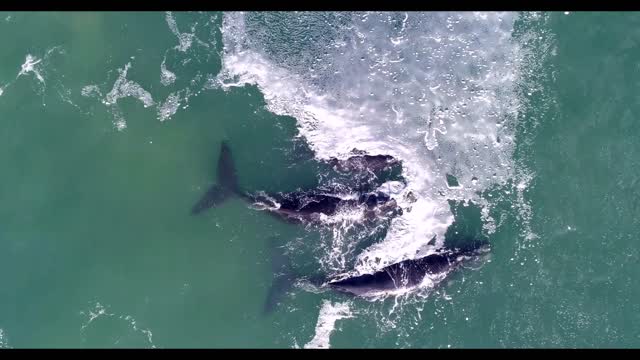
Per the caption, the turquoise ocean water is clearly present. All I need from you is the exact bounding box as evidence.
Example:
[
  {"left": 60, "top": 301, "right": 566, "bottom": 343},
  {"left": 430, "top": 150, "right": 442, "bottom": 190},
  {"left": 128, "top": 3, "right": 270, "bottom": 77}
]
[{"left": 0, "top": 12, "right": 638, "bottom": 348}]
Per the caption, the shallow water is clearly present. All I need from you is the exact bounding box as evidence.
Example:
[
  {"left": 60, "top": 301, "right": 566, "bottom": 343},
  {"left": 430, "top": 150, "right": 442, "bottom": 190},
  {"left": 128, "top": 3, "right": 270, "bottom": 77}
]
[{"left": 0, "top": 11, "right": 638, "bottom": 348}]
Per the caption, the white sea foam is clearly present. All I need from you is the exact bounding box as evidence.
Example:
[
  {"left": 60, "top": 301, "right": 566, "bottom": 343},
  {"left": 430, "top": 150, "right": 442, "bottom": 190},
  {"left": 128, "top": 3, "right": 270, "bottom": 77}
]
[
  {"left": 79, "top": 301, "right": 155, "bottom": 348},
  {"left": 304, "top": 300, "right": 353, "bottom": 349},
  {"left": 157, "top": 92, "right": 181, "bottom": 121},
  {"left": 0, "top": 328, "right": 9, "bottom": 348},
  {"left": 17, "top": 54, "right": 45, "bottom": 84},
  {"left": 160, "top": 57, "right": 177, "bottom": 86},
  {"left": 165, "top": 11, "right": 210, "bottom": 53},
  {"left": 166, "top": 11, "right": 195, "bottom": 53},
  {"left": 80, "top": 13, "right": 220, "bottom": 127},
  {"left": 217, "top": 12, "right": 527, "bottom": 276},
  {"left": 104, "top": 62, "right": 154, "bottom": 108},
  {"left": 81, "top": 85, "right": 102, "bottom": 98},
  {"left": 93, "top": 62, "right": 155, "bottom": 130}
]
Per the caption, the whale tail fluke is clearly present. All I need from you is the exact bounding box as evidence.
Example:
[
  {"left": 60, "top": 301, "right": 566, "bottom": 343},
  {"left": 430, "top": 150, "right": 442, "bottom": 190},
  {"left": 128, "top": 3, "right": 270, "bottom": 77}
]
[
  {"left": 190, "top": 184, "right": 232, "bottom": 215},
  {"left": 191, "top": 141, "right": 245, "bottom": 215}
]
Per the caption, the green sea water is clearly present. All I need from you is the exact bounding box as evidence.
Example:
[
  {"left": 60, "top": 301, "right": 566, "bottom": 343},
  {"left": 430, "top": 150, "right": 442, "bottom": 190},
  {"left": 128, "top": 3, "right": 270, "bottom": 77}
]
[{"left": 0, "top": 11, "right": 638, "bottom": 348}]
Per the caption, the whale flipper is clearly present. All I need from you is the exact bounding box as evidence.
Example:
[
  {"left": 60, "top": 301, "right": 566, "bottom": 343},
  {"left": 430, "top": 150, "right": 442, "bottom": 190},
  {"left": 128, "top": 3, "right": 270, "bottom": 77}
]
[{"left": 191, "top": 141, "right": 241, "bottom": 215}]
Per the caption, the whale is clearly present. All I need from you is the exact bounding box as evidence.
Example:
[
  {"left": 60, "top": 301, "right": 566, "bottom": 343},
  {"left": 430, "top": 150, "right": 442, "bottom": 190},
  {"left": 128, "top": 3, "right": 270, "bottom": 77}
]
[
  {"left": 325, "top": 243, "right": 490, "bottom": 297},
  {"left": 262, "top": 237, "right": 490, "bottom": 313},
  {"left": 190, "top": 141, "right": 240, "bottom": 215},
  {"left": 190, "top": 141, "right": 404, "bottom": 223},
  {"left": 327, "top": 151, "right": 399, "bottom": 175},
  {"left": 246, "top": 187, "right": 403, "bottom": 225},
  {"left": 190, "top": 142, "right": 490, "bottom": 315}
]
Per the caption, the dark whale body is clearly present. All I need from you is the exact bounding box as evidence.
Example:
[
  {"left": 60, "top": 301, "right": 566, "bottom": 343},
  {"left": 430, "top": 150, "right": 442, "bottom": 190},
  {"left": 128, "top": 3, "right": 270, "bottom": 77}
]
[
  {"left": 189, "top": 142, "right": 490, "bottom": 314},
  {"left": 190, "top": 142, "right": 402, "bottom": 222},
  {"left": 261, "top": 237, "right": 490, "bottom": 313},
  {"left": 328, "top": 153, "right": 399, "bottom": 174},
  {"left": 247, "top": 188, "right": 401, "bottom": 225},
  {"left": 326, "top": 244, "right": 488, "bottom": 297}
]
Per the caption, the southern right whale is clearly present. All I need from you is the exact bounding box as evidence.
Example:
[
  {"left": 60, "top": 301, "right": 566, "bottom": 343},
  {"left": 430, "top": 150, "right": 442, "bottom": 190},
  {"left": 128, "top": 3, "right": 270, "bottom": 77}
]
[
  {"left": 246, "top": 187, "right": 403, "bottom": 225},
  {"left": 190, "top": 142, "right": 491, "bottom": 314},
  {"left": 191, "top": 141, "right": 404, "bottom": 224},
  {"left": 190, "top": 141, "right": 240, "bottom": 215},
  {"left": 262, "top": 237, "right": 490, "bottom": 313},
  {"left": 327, "top": 151, "right": 399, "bottom": 175},
  {"left": 325, "top": 242, "right": 490, "bottom": 297}
]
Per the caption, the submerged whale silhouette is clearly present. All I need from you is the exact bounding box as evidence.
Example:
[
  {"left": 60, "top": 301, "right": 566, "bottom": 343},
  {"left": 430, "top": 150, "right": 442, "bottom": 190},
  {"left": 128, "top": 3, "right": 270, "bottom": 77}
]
[
  {"left": 191, "top": 141, "right": 403, "bottom": 223},
  {"left": 190, "top": 141, "right": 240, "bottom": 215}
]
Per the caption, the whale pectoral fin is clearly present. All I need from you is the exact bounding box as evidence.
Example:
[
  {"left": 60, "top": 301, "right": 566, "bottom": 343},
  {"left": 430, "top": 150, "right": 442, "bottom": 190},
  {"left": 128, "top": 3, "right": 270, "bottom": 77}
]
[{"left": 190, "top": 184, "right": 231, "bottom": 215}]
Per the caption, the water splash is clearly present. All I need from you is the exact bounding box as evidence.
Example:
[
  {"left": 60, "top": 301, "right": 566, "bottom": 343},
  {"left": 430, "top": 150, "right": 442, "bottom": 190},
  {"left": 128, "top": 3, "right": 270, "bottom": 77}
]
[{"left": 217, "top": 12, "right": 525, "bottom": 275}]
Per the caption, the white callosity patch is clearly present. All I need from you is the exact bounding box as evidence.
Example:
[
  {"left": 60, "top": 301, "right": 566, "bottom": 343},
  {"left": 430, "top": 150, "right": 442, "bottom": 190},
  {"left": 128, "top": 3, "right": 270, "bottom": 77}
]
[
  {"left": 304, "top": 300, "right": 354, "bottom": 349},
  {"left": 217, "top": 12, "right": 528, "bottom": 276}
]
